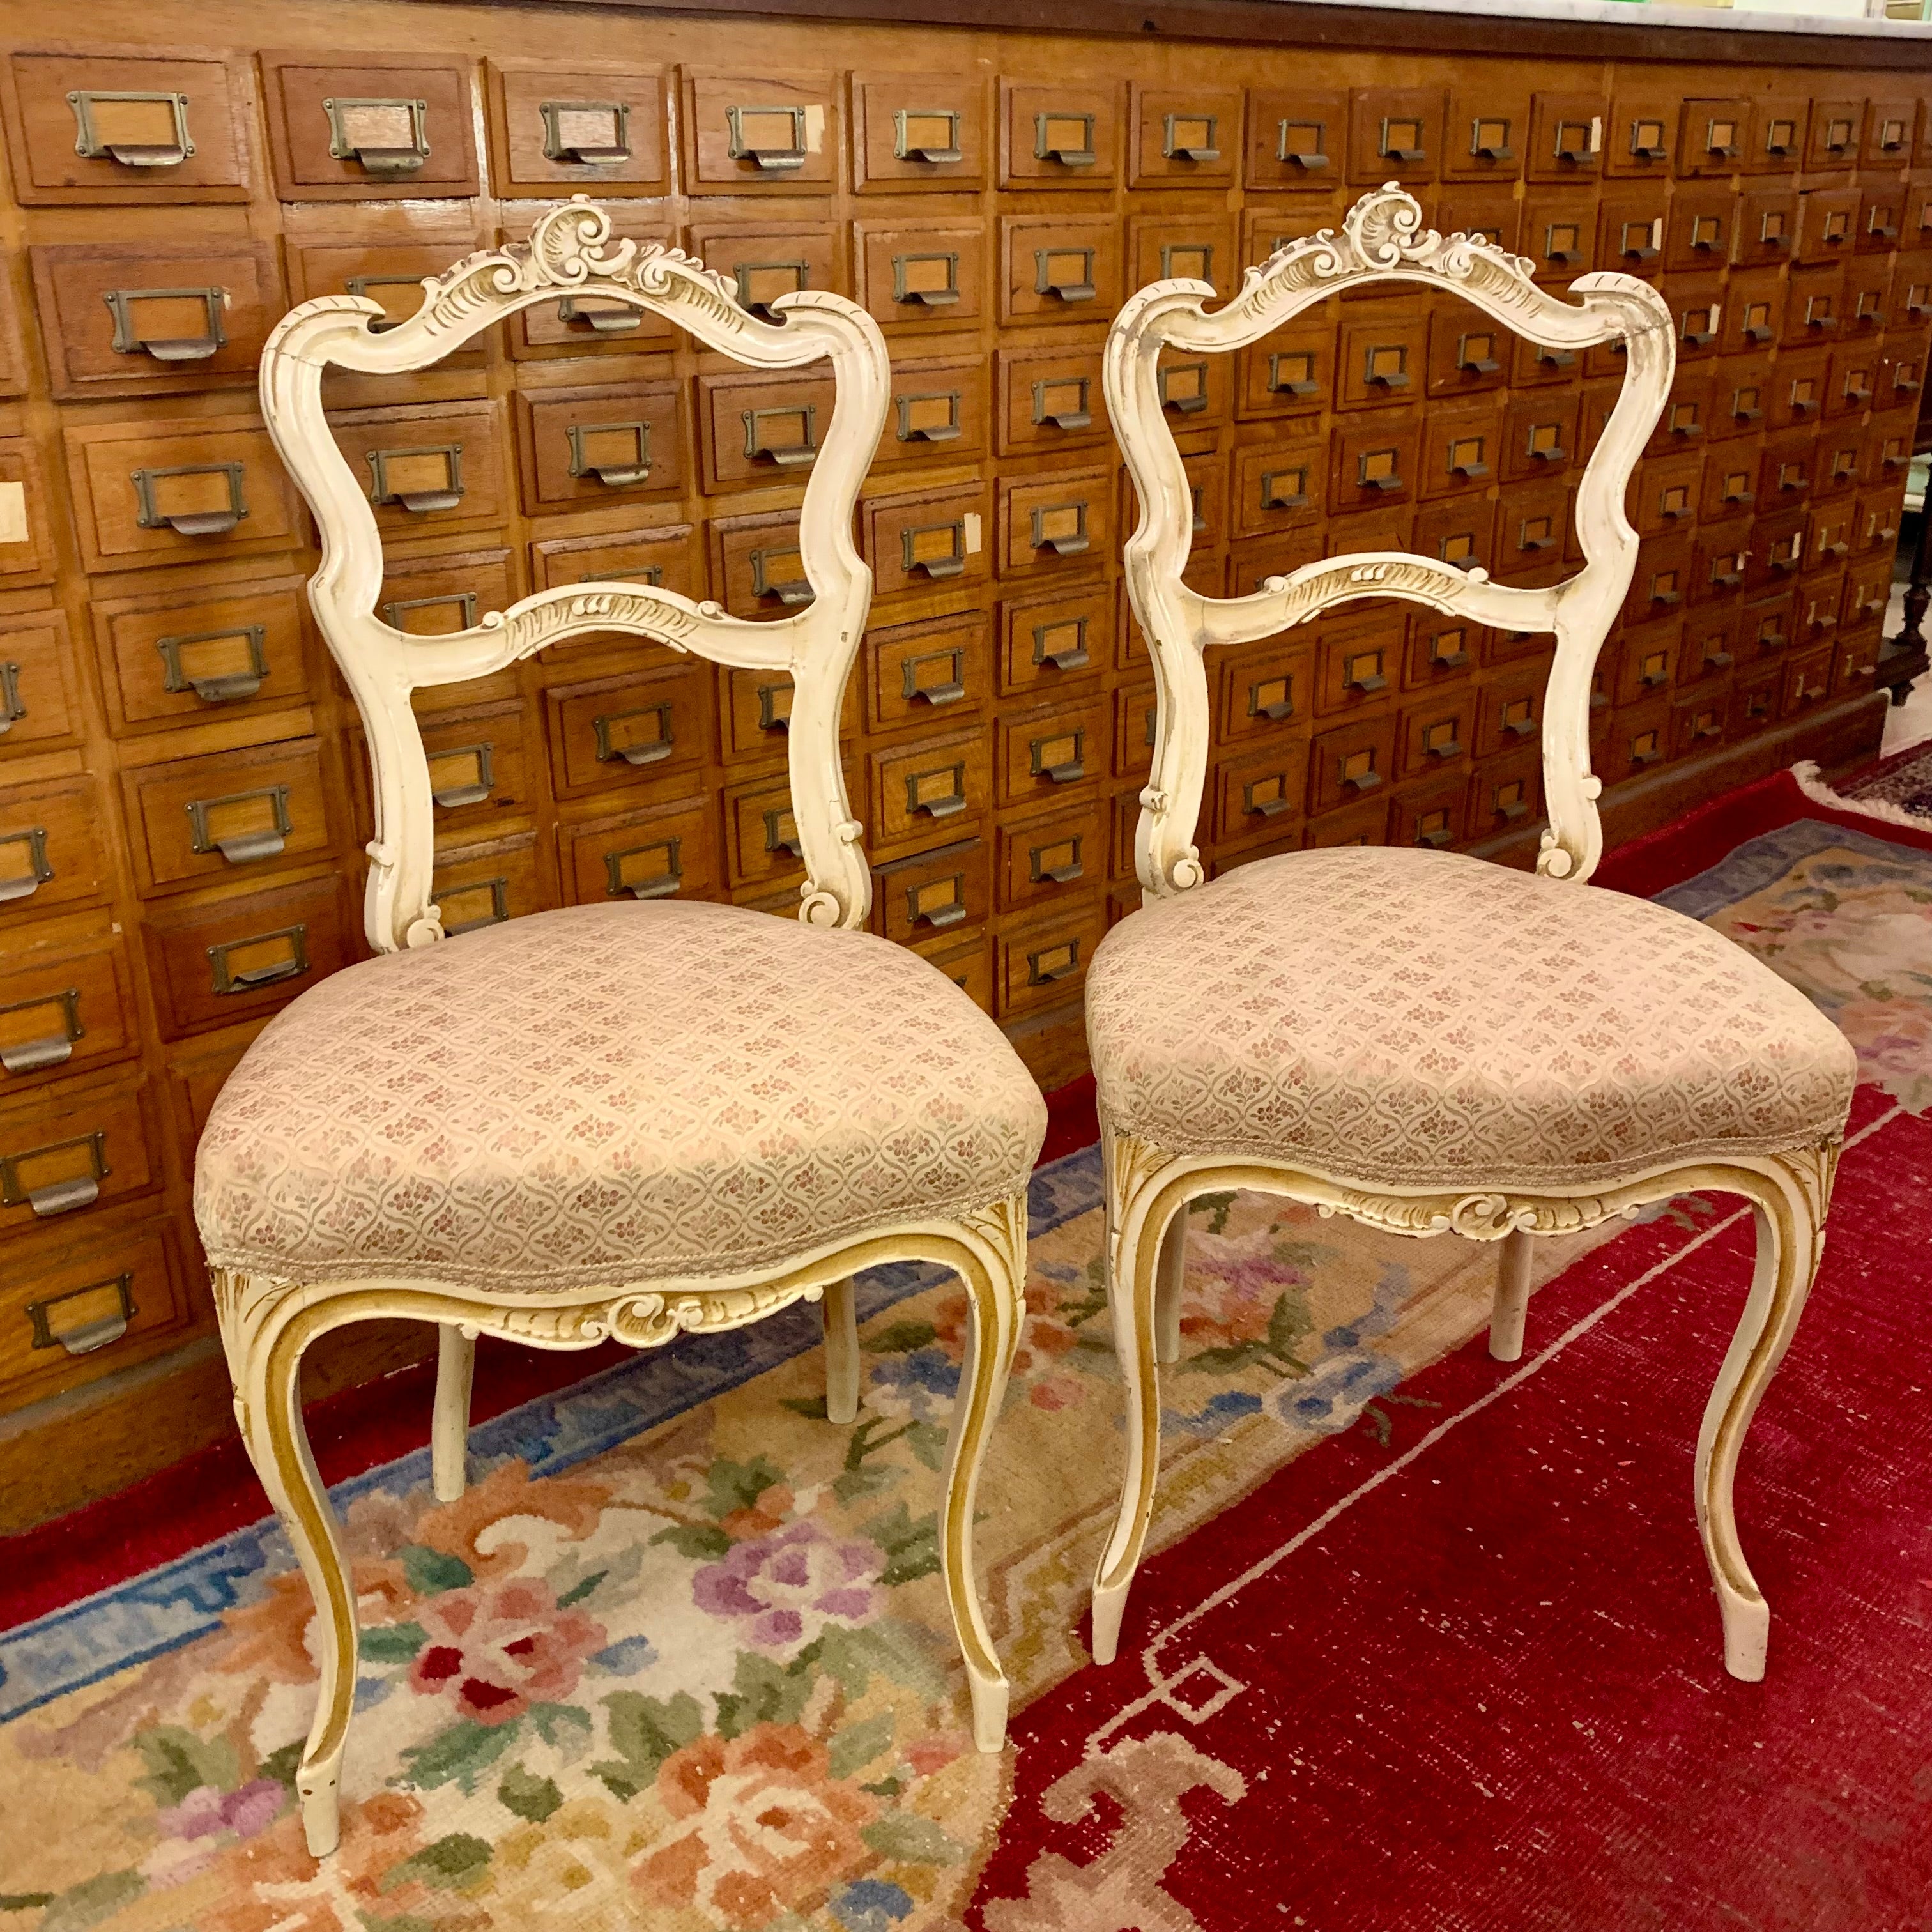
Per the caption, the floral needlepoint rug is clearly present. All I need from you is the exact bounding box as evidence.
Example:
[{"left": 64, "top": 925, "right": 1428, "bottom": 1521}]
[{"left": 3, "top": 795, "right": 1931, "bottom": 1931}]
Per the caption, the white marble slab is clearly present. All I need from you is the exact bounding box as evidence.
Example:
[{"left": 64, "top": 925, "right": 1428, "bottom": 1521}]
[{"left": 1277, "top": 0, "right": 1931, "bottom": 41}]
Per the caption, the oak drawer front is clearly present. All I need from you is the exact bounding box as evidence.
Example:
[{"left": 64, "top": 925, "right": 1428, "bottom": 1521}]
[
  {"left": 1126, "top": 80, "right": 1238, "bottom": 187},
  {"left": 1798, "top": 187, "right": 1860, "bottom": 266},
  {"left": 1337, "top": 305, "right": 1427, "bottom": 410},
  {"left": 1214, "top": 737, "right": 1314, "bottom": 845},
  {"left": 997, "top": 799, "right": 1108, "bottom": 914},
  {"left": 289, "top": 238, "right": 491, "bottom": 365},
  {"left": 1, "top": 1209, "right": 194, "bottom": 1409},
  {"left": 122, "top": 740, "right": 334, "bottom": 895},
  {"left": 1468, "top": 746, "right": 1544, "bottom": 839},
  {"left": 864, "top": 484, "right": 992, "bottom": 601},
  {"left": 1314, "top": 618, "right": 1401, "bottom": 717},
  {"left": 379, "top": 545, "right": 519, "bottom": 652},
  {"left": 1604, "top": 92, "right": 1678, "bottom": 180},
  {"left": 702, "top": 371, "right": 838, "bottom": 492},
  {"left": 1805, "top": 500, "right": 1856, "bottom": 576},
  {"left": 2, "top": 50, "right": 250, "bottom": 204},
  {"left": 1303, "top": 793, "right": 1388, "bottom": 848},
  {"left": 1855, "top": 482, "right": 1907, "bottom": 555},
  {"left": 1346, "top": 86, "right": 1443, "bottom": 185},
  {"left": 0, "top": 778, "right": 106, "bottom": 920},
  {"left": 1229, "top": 529, "right": 1322, "bottom": 599},
  {"left": 875, "top": 357, "right": 992, "bottom": 470},
  {"left": 853, "top": 73, "right": 988, "bottom": 192},
  {"left": 91, "top": 576, "right": 310, "bottom": 732},
  {"left": 1420, "top": 399, "right": 1503, "bottom": 499},
  {"left": 1681, "top": 610, "right": 1742, "bottom": 687},
  {"left": 869, "top": 726, "right": 990, "bottom": 852},
  {"left": 1526, "top": 88, "right": 1605, "bottom": 183},
  {"left": 1494, "top": 480, "right": 1572, "bottom": 585},
  {"left": 262, "top": 52, "right": 480, "bottom": 199},
  {"left": 1509, "top": 327, "right": 1584, "bottom": 390},
  {"left": 1522, "top": 190, "right": 1598, "bottom": 280},
  {"left": 1129, "top": 215, "right": 1238, "bottom": 303},
  {"left": 711, "top": 509, "right": 813, "bottom": 620},
  {"left": 1406, "top": 611, "right": 1483, "bottom": 689},
  {"left": 1864, "top": 91, "right": 1917, "bottom": 168},
  {"left": 1796, "top": 568, "right": 1846, "bottom": 648},
  {"left": 1827, "top": 346, "right": 1880, "bottom": 424},
  {"left": 997, "top": 696, "right": 1108, "bottom": 810},
  {"left": 1000, "top": 216, "right": 1123, "bottom": 326},
  {"left": 1308, "top": 713, "right": 1398, "bottom": 816},
  {"left": 1625, "top": 531, "right": 1696, "bottom": 627},
  {"left": 518, "top": 383, "right": 686, "bottom": 512},
  {"left": 1711, "top": 362, "right": 1770, "bottom": 443},
  {"left": 485, "top": 60, "right": 668, "bottom": 195},
  {"left": 0, "top": 609, "right": 79, "bottom": 756},
  {"left": 1768, "top": 348, "right": 1830, "bottom": 433},
  {"left": 1000, "top": 581, "right": 1112, "bottom": 700},
  {"left": 1693, "top": 521, "right": 1753, "bottom": 604},
  {"left": 994, "top": 897, "right": 1107, "bottom": 1020},
  {"left": 1678, "top": 96, "right": 1749, "bottom": 177},
  {"left": 64, "top": 417, "right": 297, "bottom": 571},
  {"left": 687, "top": 220, "right": 845, "bottom": 324},
  {"left": 330, "top": 401, "right": 508, "bottom": 532},
  {"left": 1779, "top": 645, "right": 1835, "bottom": 717},
  {"left": 1394, "top": 686, "right": 1475, "bottom": 781},
  {"left": 0, "top": 923, "right": 134, "bottom": 1088},
  {"left": 1424, "top": 308, "right": 1507, "bottom": 401},
  {"left": 1721, "top": 271, "right": 1784, "bottom": 358},
  {"left": 1606, "top": 691, "right": 1675, "bottom": 782},
  {"left": 1000, "top": 469, "right": 1114, "bottom": 576},
  {"left": 857, "top": 223, "right": 985, "bottom": 331},
  {"left": 1599, "top": 191, "right": 1667, "bottom": 279},
  {"left": 916, "top": 927, "right": 993, "bottom": 1011},
  {"left": 1414, "top": 494, "right": 1497, "bottom": 578},
  {"left": 1245, "top": 89, "right": 1346, "bottom": 190},
  {"left": 499, "top": 215, "right": 677, "bottom": 355},
  {"left": 1114, "top": 684, "right": 1157, "bottom": 779},
  {"left": 1613, "top": 617, "right": 1685, "bottom": 707},
  {"left": 1238, "top": 319, "right": 1335, "bottom": 418},
  {"left": 1832, "top": 627, "right": 1885, "bottom": 697},
  {"left": 1634, "top": 451, "right": 1703, "bottom": 539},
  {"left": 727, "top": 771, "right": 812, "bottom": 890},
  {"left": 0, "top": 1071, "right": 158, "bottom": 1236},
  {"left": 869, "top": 610, "right": 988, "bottom": 733},
  {"left": 684, "top": 69, "right": 838, "bottom": 193},
  {"left": 1329, "top": 417, "right": 1420, "bottom": 514},
  {"left": 1499, "top": 393, "right": 1578, "bottom": 487},
  {"left": 31, "top": 242, "right": 285, "bottom": 399},
  {"left": 1742, "top": 588, "right": 1797, "bottom": 664},
  {"left": 413, "top": 702, "right": 530, "bottom": 831},
  {"left": 723, "top": 662, "right": 822, "bottom": 763},
  {"left": 1435, "top": 188, "right": 1519, "bottom": 254},
  {"left": 544, "top": 664, "right": 707, "bottom": 798},
  {"left": 1153, "top": 346, "right": 1229, "bottom": 431},
  {"left": 1232, "top": 437, "right": 1325, "bottom": 540},
  {"left": 0, "top": 439, "right": 57, "bottom": 588},
  {"left": 1002, "top": 79, "right": 1119, "bottom": 189},
  {"left": 1392, "top": 769, "right": 1470, "bottom": 852},
  {"left": 1738, "top": 185, "right": 1800, "bottom": 270},
  {"left": 142, "top": 872, "right": 353, "bottom": 1039},
  {"left": 1671, "top": 686, "right": 1734, "bottom": 760},
  {"left": 874, "top": 835, "right": 989, "bottom": 942},
  {"left": 1473, "top": 656, "right": 1553, "bottom": 760},
  {"left": 1759, "top": 433, "right": 1819, "bottom": 515},
  {"left": 1744, "top": 98, "right": 1807, "bottom": 175},
  {"left": 559, "top": 794, "right": 715, "bottom": 906},
  {"left": 998, "top": 346, "right": 1109, "bottom": 457},
  {"left": 534, "top": 523, "right": 703, "bottom": 609},
  {"left": 431, "top": 828, "right": 544, "bottom": 938},
  {"left": 1441, "top": 79, "right": 1530, "bottom": 185},
  {"left": 1857, "top": 181, "right": 1904, "bottom": 256}
]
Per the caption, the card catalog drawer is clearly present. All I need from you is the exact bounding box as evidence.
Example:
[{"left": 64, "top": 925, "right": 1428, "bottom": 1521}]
[
  {"left": 723, "top": 660, "right": 860, "bottom": 762},
  {"left": 0, "top": 1070, "right": 158, "bottom": 1236},
  {"left": 1668, "top": 687, "right": 1731, "bottom": 761},
  {"left": 874, "top": 836, "right": 989, "bottom": 942},
  {"left": 1693, "top": 520, "right": 1752, "bottom": 603},
  {"left": 999, "top": 468, "right": 1114, "bottom": 576},
  {"left": 1613, "top": 617, "right": 1683, "bottom": 707},
  {"left": 1422, "top": 398, "right": 1503, "bottom": 498},
  {"left": 261, "top": 51, "right": 480, "bottom": 199},
  {"left": 0, "top": 916, "right": 134, "bottom": 1088},
  {"left": 1600, "top": 192, "right": 1666, "bottom": 277},
  {"left": 1425, "top": 307, "right": 1508, "bottom": 400},
  {"left": 1634, "top": 452, "right": 1702, "bottom": 538},
  {"left": 997, "top": 799, "right": 1108, "bottom": 915},
  {"left": 1131, "top": 82, "right": 1239, "bottom": 187},
  {"left": 289, "top": 237, "right": 491, "bottom": 365},
  {"left": 725, "top": 771, "right": 809, "bottom": 893},
  {"left": 712, "top": 509, "right": 812, "bottom": 620},
  {"left": 1002, "top": 80, "right": 1119, "bottom": 189},
  {"left": 1760, "top": 432, "right": 1818, "bottom": 510},
  {"left": 702, "top": 371, "right": 838, "bottom": 491},
  {"left": 1337, "top": 303, "right": 1427, "bottom": 410},
  {"left": 1832, "top": 627, "right": 1885, "bottom": 698},
  {"left": 431, "top": 827, "right": 545, "bottom": 937},
  {"left": 1441, "top": 80, "right": 1529, "bottom": 183},
  {"left": 544, "top": 664, "right": 707, "bottom": 799},
  {"left": 1218, "top": 638, "right": 1312, "bottom": 742},
  {"left": 1798, "top": 189, "right": 1859, "bottom": 267},
  {"left": 1795, "top": 567, "right": 1844, "bottom": 648},
  {"left": 1129, "top": 215, "right": 1237, "bottom": 302},
  {"left": 1214, "top": 737, "right": 1313, "bottom": 845},
  {"left": 1000, "top": 216, "right": 1123, "bottom": 326},
  {"left": 1154, "top": 347, "right": 1229, "bottom": 430},
  {"left": 684, "top": 69, "right": 837, "bottom": 192},
  {"left": 1744, "top": 98, "right": 1808, "bottom": 174},
  {"left": 994, "top": 897, "right": 1108, "bottom": 1020},
  {"left": 1347, "top": 86, "right": 1442, "bottom": 184},
  {"left": 559, "top": 793, "right": 715, "bottom": 906},
  {"left": 1806, "top": 97, "right": 1864, "bottom": 172},
  {"left": 1315, "top": 618, "right": 1402, "bottom": 718},
  {"left": 1678, "top": 97, "right": 1748, "bottom": 176},
  {"left": 1604, "top": 692, "right": 1674, "bottom": 783},
  {"left": 1742, "top": 587, "right": 1797, "bottom": 662},
  {"left": 1844, "top": 259, "right": 1893, "bottom": 337},
  {"left": 141, "top": 872, "right": 354, "bottom": 1039},
  {"left": 1239, "top": 323, "right": 1334, "bottom": 418},
  {"left": 484, "top": 60, "right": 667, "bottom": 195},
  {"left": 1245, "top": 88, "right": 1346, "bottom": 189},
  {"left": 1499, "top": 392, "right": 1577, "bottom": 486},
  {"left": 1673, "top": 279, "right": 1726, "bottom": 359},
  {"left": 868, "top": 610, "right": 989, "bottom": 732},
  {"left": 1413, "top": 495, "right": 1496, "bottom": 577},
  {"left": 1232, "top": 436, "right": 1324, "bottom": 539},
  {"left": 1522, "top": 190, "right": 1598, "bottom": 280},
  {"left": 852, "top": 72, "right": 987, "bottom": 192},
  {"left": 686, "top": 220, "right": 845, "bottom": 323},
  {"left": 1473, "top": 654, "right": 1554, "bottom": 759},
  {"left": 404, "top": 702, "right": 528, "bottom": 833},
  {"left": 378, "top": 548, "right": 520, "bottom": 690},
  {"left": 875, "top": 356, "right": 990, "bottom": 470},
  {"left": 1406, "top": 611, "right": 1482, "bottom": 690},
  {"left": 0, "top": 609, "right": 79, "bottom": 756},
  {"left": 63, "top": 415, "right": 298, "bottom": 572},
  {"left": 91, "top": 576, "right": 309, "bottom": 733},
  {"left": 1468, "top": 746, "right": 1544, "bottom": 841},
  {"left": 0, "top": 439, "right": 56, "bottom": 588},
  {"left": 1625, "top": 532, "right": 1696, "bottom": 627},
  {"left": 1329, "top": 417, "right": 1420, "bottom": 514},
  {"left": 31, "top": 241, "right": 284, "bottom": 399},
  {"left": 1386, "top": 770, "right": 1468, "bottom": 852},
  {"left": 1000, "top": 581, "right": 1111, "bottom": 700},
  {"left": 1682, "top": 610, "right": 1742, "bottom": 687},
  {"left": 121, "top": 739, "right": 334, "bottom": 896},
  {"left": 1526, "top": 89, "right": 1604, "bottom": 183},
  {"left": 0, "top": 1208, "right": 193, "bottom": 1409},
  {"left": 999, "top": 345, "right": 1109, "bottom": 457},
  {"left": 869, "top": 726, "right": 990, "bottom": 852},
  {"left": 330, "top": 400, "right": 507, "bottom": 533},
  {"left": 864, "top": 483, "right": 992, "bottom": 601},
  {"left": 1857, "top": 180, "right": 1903, "bottom": 256},
  {"left": 997, "top": 695, "right": 1108, "bottom": 809},
  {"left": 0, "top": 778, "right": 106, "bottom": 921},
  {"left": 1, "top": 50, "right": 250, "bottom": 204},
  {"left": 533, "top": 523, "right": 703, "bottom": 603},
  {"left": 857, "top": 222, "right": 985, "bottom": 332},
  {"left": 516, "top": 382, "right": 687, "bottom": 512},
  {"left": 1604, "top": 92, "right": 1677, "bottom": 180}
]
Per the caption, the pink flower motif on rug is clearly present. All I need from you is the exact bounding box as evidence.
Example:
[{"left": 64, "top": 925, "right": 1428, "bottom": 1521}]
[
  {"left": 691, "top": 1520, "right": 884, "bottom": 1648},
  {"left": 408, "top": 1577, "right": 605, "bottom": 1725}
]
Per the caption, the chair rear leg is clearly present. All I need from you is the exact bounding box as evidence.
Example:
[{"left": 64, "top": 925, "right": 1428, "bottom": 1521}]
[
  {"left": 1489, "top": 1227, "right": 1534, "bottom": 1362},
  {"left": 1153, "top": 1212, "right": 1187, "bottom": 1366},
  {"left": 822, "top": 1276, "right": 860, "bottom": 1425},
  {"left": 432, "top": 1324, "right": 476, "bottom": 1503}
]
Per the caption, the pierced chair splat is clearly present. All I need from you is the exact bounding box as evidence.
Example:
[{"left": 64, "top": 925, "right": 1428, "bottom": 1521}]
[
  {"left": 201, "top": 201, "right": 1045, "bottom": 1859},
  {"left": 1086, "top": 185, "right": 1856, "bottom": 1679}
]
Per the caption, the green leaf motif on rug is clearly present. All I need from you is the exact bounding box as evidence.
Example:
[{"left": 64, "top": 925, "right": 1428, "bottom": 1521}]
[
  {"left": 862, "top": 1502, "right": 940, "bottom": 1586},
  {"left": 15, "top": 1871, "right": 144, "bottom": 1932},
  {"left": 132, "top": 1725, "right": 240, "bottom": 1808},
  {"left": 361, "top": 1620, "right": 429, "bottom": 1664},
  {"left": 398, "top": 1545, "right": 473, "bottom": 1595},
  {"left": 591, "top": 1690, "right": 703, "bottom": 1799},
  {"left": 379, "top": 1832, "right": 493, "bottom": 1893},
  {"left": 871, "top": 1318, "right": 937, "bottom": 1354},
  {"left": 398, "top": 1717, "right": 519, "bottom": 1794},
  {"left": 650, "top": 1521, "right": 733, "bottom": 1560},
  {"left": 715, "top": 1648, "right": 816, "bottom": 1740},
  {"left": 861, "top": 1812, "right": 969, "bottom": 1865},
  {"left": 827, "top": 1708, "right": 898, "bottom": 1780},
  {"left": 816, "top": 1621, "right": 945, "bottom": 1703},
  {"left": 706, "top": 1453, "right": 787, "bottom": 1520},
  {"left": 496, "top": 1763, "right": 564, "bottom": 1823}
]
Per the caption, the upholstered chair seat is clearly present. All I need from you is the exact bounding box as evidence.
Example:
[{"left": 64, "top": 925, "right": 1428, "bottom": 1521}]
[
  {"left": 1086, "top": 847, "right": 1855, "bottom": 1192},
  {"left": 197, "top": 901, "right": 1045, "bottom": 1291}
]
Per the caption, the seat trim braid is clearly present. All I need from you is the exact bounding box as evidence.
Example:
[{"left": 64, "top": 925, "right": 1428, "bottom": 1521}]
[
  {"left": 257, "top": 197, "right": 889, "bottom": 951},
  {"left": 1102, "top": 183, "right": 1675, "bottom": 896}
]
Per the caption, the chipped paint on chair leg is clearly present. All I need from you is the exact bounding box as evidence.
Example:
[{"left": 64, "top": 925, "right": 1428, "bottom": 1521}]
[
  {"left": 1153, "top": 1210, "right": 1188, "bottom": 1367},
  {"left": 821, "top": 1276, "right": 861, "bottom": 1425},
  {"left": 431, "top": 1324, "right": 476, "bottom": 1503},
  {"left": 1489, "top": 1226, "right": 1535, "bottom": 1362}
]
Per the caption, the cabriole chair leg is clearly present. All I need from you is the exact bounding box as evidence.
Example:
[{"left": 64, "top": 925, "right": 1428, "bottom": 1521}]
[{"left": 1153, "top": 1212, "right": 1187, "bottom": 1367}]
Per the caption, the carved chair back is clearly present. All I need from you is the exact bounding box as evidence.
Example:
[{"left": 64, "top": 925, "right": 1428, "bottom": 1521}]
[
  {"left": 1105, "top": 185, "right": 1674, "bottom": 896},
  {"left": 257, "top": 199, "right": 889, "bottom": 953}
]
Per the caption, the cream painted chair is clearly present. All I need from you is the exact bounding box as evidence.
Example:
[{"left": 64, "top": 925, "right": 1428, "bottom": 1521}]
[
  {"left": 1086, "top": 187, "right": 1856, "bottom": 1677},
  {"left": 203, "top": 202, "right": 1045, "bottom": 1857}
]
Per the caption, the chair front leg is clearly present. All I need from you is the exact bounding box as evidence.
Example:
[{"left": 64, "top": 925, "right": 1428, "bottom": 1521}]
[
  {"left": 432, "top": 1324, "right": 476, "bottom": 1502},
  {"left": 820, "top": 1275, "right": 860, "bottom": 1425},
  {"left": 1489, "top": 1226, "right": 1535, "bottom": 1362},
  {"left": 1696, "top": 1147, "right": 1835, "bottom": 1680}
]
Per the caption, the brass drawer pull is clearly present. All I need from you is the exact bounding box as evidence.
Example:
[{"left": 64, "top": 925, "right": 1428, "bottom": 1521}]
[
  {"left": 1709, "top": 562, "right": 1747, "bottom": 591},
  {"left": 567, "top": 420, "right": 652, "bottom": 488},
  {"left": 735, "top": 259, "right": 808, "bottom": 322},
  {"left": 1031, "top": 729, "right": 1086, "bottom": 784},
  {"left": 726, "top": 103, "right": 808, "bottom": 173},
  {"left": 1032, "top": 620, "right": 1089, "bottom": 671},
  {"left": 1425, "top": 734, "right": 1464, "bottom": 760},
  {"left": 893, "top": 252, "right": 960, "bottom": 308},
  {"left": 1362, "top": 346, "right": 1410, "bottom": 390},
  {"left": 894, "top": 108, "right": 962, "bottom": 165},
  {"left": 1031, "top": 378, "right": 1092, "bottom": 432},
  {"left": 594, "top": 705, "right": 675, "bottom": 766},
  {"left": 0, "top": 661, "right": 22, "bottom": 735},
  {"left": 1340, "top": 765, "right": 1383, "bottom": 793},
  {"left": 0, "top": 825, "right": 52, "bottom": 905},
  {"left": 916, "top": 899, "right": 967, "bottom": 930},
  {"left": 1270, "top": 352, "right": 1322, "bottom": 395},
  {"left": 895, "top": 390, "right": 962, "bottom": 443},
  {"left": 1, "top": 987, "right": 82, "bottom": 1076},
  {"left": 1535, "top": 347, "right": 1575, "bottom": 371},
  {"left": 901, "top": 521, "right": 966, "bottom": 580},
  {"left": 441, "top": 877, "right": 510, "bottom": 936},
  {"left": 157, "top": 622, "right": 268, "bottom": 704},
  {"left": 540, "top": 98, "right": 632, "bottom": 165},
  {"left": 1505, "top": 708, "right": 1538, "bottom": 737},
  {"left": 763, "top": 808, "right": 804, "bottom": 859},
  {"left": 383, "top": 590, "right": 477, "bottom": 634},
  {"left": 1842, "top": 381, "right": 1873, "bottom": 406},
  {"left": 325, "top": 95, "right": 431, "bottom": 175},
  {"left": 750, "top": 546, "right": 813, "bottom": 606},
  {"left": 209, "top": 922, "right": 310, "bottom": 994},
  {"left": 1163, "top": 113, "right": 1220, "bottom": 162},
  {"left": 1030, "top": 502, "right": 1089, "bottom": 556},
  {"left": 28, "top": 1271, "right": 134, "bottom": 1356},
  {"left": 1414, "top": 821, "right": 1455, "bottom": 848},
  {"left": 1161, "top": 362, "right": 1210, "bottom": 414},
  {"left": 186, "top": 783, "right": 291, "bottom": 864},
  {"left": 2, "top": 1127, "right": 109, "bottom": 1219},
  {"left": 428, "top": 743, "right": 495, "bottom": 809},
  {"left": 1027, "top": 938, "right": 1081, "bottom": 984},
  {"left": 907, "top": 762, "right": 969, "bottom": 819},
  {"left": 1276, "top": 121, "right": 1328, "bottom": 170},
  {"left": 104, "top": 286, "right": 226, "bottom": 364},
  {"left": 1497, "top": 792, "right": 1531, "bottom": 822},
  {"left": 367, "top": 444, "right": 465, "bottom": 514},
  {"left": 903, "top": 647, "right": 965, "bottom": 705},
  {"left": 1343, "top": 663, "right": 1387, "bottom": 695},
  {"left": 68, "top": 88, "right": 192, "bottom": 167},
  {"left": 1034, "top": 248, "right": 1096, "bottom": 304},
  {"left": 1031, "top": 837, "right": 1084, "bottom": 884},
  {"left": 1034, "top": 111, "right": 1096, "bottom": 167},
  {"left": 1244, "top": 781, "right": 1292, "bottom": 818},
  {"left": 1252, "top": 693, "right": 1296, "bottom": 723},
  {"left": 756, "top": 681, "right": 792, "bottom": 732},
  {"left": 342, "top": 272, "right": 424, "bottom": 334},
  {"left": 742, "top": 404, "right": 818, "bottom": 469},
  {"left": 556, "top": 294, "right": 641, "bottom": 334},
  {"left": 1703, "top": 648, "right": 1735, "bottom": 670},
  {"left": 604, "top": 838, "right": 682, "bottom": 900},
  {"left": 132, "top": 461, "right": 247, "bottom": 537},
  {"left": 1355, "top": 449, "right": 1403, "bottom": 494},
  {"left": 910, "top": 875, "right": 969, "bottom": 927}
]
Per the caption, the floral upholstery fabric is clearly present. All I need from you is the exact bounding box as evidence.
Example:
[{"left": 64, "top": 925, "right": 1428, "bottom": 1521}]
[
  {"left": 195, "top": 902, "right": 1046, "bottom": 1290},
  {"left": 1086, "top": 847, "right": 1856, "bottom": 1189}
]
